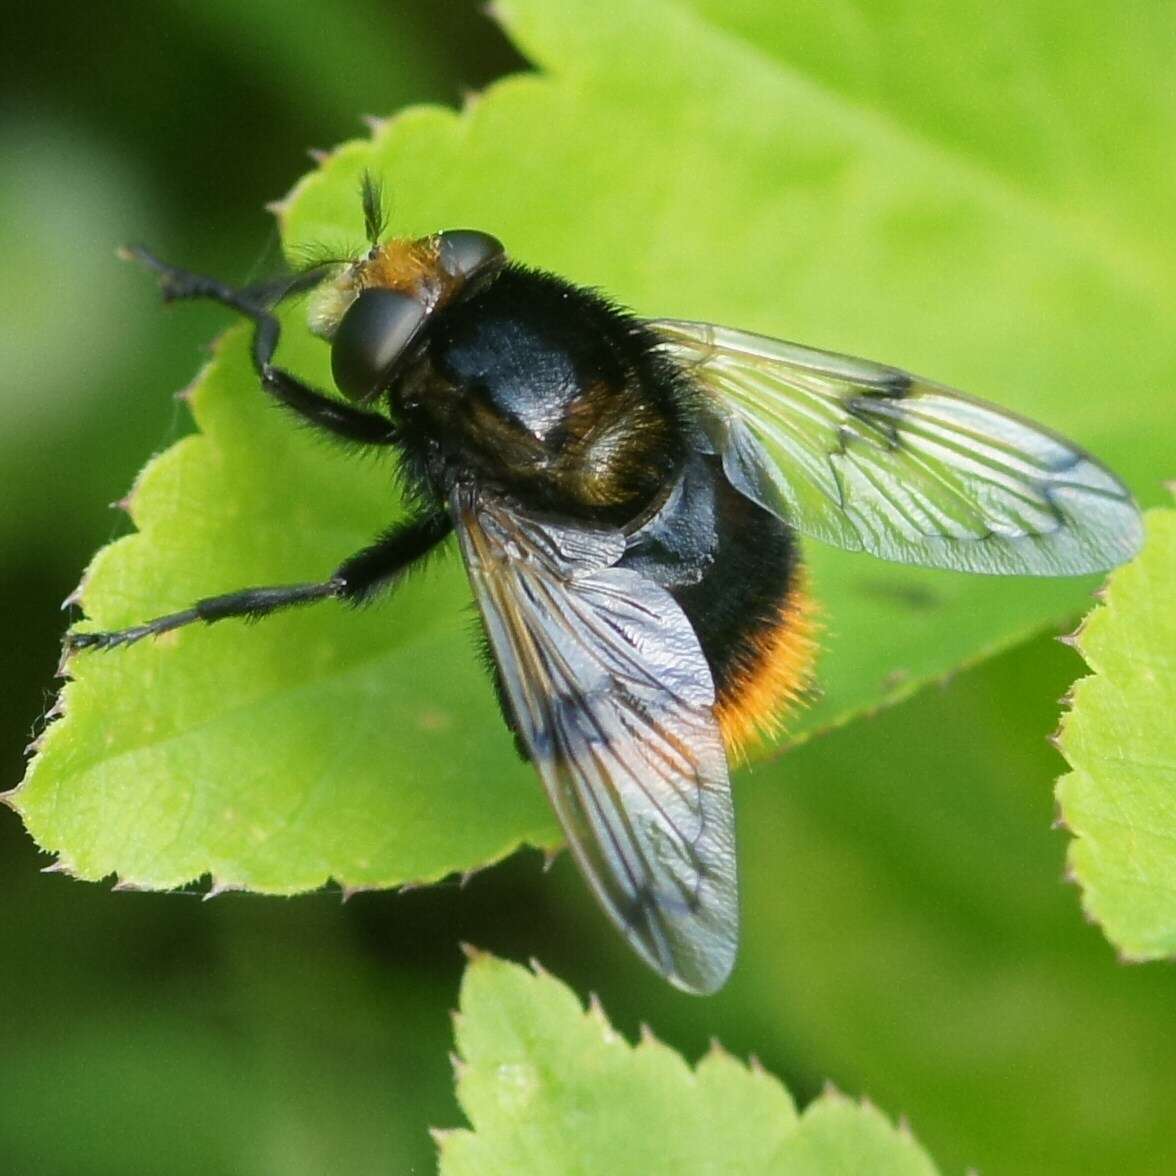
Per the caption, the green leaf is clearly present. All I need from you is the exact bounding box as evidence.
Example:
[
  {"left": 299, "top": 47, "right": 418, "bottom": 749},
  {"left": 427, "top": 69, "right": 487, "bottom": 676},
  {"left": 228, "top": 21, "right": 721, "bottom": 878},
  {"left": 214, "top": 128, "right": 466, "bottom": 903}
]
[
  {"left": 1056, "top": 504, "right": 1176, "bottom": 958},
  {"left": 437, "top": 951, "right": 940, "bottom": 1175},
  {"left": 13, "top": 0, "right": 1171, "bottom": 891}
]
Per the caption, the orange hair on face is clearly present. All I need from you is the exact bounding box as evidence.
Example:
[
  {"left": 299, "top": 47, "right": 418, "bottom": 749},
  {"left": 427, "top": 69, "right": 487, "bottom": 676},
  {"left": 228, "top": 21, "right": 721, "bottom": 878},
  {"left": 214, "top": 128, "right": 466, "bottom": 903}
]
[{"left": 362, "top": 237, "right": 442, "bottom": 297}]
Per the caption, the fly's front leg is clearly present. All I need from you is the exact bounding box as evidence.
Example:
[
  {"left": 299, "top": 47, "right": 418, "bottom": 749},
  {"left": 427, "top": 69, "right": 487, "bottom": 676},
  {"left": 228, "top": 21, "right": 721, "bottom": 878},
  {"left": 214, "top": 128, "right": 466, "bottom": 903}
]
[
  {"left": 65, "top": 513, "right": 453, "bottom": 653},
  {"left": 121, "top": 244, "right": 398, "bottom": 447}
]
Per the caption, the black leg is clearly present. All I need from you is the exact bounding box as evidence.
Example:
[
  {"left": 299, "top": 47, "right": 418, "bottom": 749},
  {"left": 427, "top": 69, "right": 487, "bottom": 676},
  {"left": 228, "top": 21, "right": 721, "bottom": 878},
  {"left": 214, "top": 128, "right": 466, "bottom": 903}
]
[
  {"left": 65, "top": 513, "right": 453, "bottom": 653},
  {"left": 65, "top": 582, "right": 340, "bottom": 651},
  {"left": 335, "top": 512, "right": 454, "bottom": 603},
  {"left": 122, "top": 244, "right": 399, "bottom": 447}
]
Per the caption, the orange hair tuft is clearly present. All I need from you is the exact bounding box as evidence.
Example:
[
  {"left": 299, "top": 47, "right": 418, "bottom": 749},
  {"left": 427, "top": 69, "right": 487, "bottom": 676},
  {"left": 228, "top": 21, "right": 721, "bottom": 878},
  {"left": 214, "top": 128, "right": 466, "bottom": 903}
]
[{"left": 713, "top": 579, "right": 820, "bottom": 762}]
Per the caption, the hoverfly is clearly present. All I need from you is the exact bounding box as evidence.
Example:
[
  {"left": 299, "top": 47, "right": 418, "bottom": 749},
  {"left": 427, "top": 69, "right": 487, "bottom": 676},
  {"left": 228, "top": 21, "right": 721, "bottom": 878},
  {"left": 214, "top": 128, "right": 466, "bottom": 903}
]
[{"left": 67, "top": 178, "right": 1142, "bottom": 994}]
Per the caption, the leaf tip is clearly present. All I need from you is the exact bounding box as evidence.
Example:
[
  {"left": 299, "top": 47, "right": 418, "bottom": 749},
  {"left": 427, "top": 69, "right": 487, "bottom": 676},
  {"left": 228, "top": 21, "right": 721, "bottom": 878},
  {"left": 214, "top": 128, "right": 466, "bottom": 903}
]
[
  {"left": 307, "top": 147, "right": 332, "bottom": 166},
  {"left": 0, "top": 786, "right": 22, "bottom": 812},
  {"left": 541, "top": 845, "right": 562, "bottom": 873},
  {"left": 263, "top": 197, "right": 289, "bottom": 221},
  {"left": 54, "top": 644, "right": 74, "bottom": 678},
  {"left": 204, "top": 878, "right": 241, "bottom": 901},
  {"left": 60, "top": 579, "right": 85, "bottom": 611},
  {"left": 459, "top": 941, "right": 486, "bottom": 963},
  {"left": 171, "top": 371, "right": 203, "bottom": 406},
  {"left": 705, "top": 1036, "right": 730, "bottom": 1061},
  {"left": 482, "top": 0, "right": 508, "bottom": 29},
  {"left": 111, "top": 489, "right": 137, "bottom": 516},
  {"left": 429, "top": 1126, "right": 460, "bottom": 1154},
  {"left": 585, "top": 991, "right": 621, "bottom": 1044},
  {"left": 41, "top": 856, "right": 76, "bottom": 877},
  {"left": 361, "top": 113, "right": 389, "bottom": 136},
  {"left": 528, "top": 956, "right": 549, "bottom": 978},
  {"left": 338, "top": 882, "right": 375, "bottom": 903}
]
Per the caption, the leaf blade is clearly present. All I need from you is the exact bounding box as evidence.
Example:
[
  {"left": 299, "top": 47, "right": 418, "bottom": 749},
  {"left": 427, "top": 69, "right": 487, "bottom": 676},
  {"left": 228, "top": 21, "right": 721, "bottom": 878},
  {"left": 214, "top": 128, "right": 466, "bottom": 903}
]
[
  {"left": 438, "top": 952, "right": 941, "bottom": 1175},
  {"left": 1057, "top": 504, "right": 1176, "bottom": 958}
]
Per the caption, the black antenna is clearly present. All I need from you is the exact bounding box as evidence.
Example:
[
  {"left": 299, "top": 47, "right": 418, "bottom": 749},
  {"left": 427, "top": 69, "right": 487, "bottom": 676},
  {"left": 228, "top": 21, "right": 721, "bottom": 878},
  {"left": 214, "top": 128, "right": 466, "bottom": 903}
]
[{"left": 360, "top": 171, "right": 388, "bottom": 247}]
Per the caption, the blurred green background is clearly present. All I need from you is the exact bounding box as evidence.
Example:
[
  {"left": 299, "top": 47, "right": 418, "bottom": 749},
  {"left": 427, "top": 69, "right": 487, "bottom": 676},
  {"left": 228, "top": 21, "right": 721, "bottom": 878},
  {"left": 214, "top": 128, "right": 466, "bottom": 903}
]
[{"left": 3, "top": 4, "right": 1172, "bottom": 1175}]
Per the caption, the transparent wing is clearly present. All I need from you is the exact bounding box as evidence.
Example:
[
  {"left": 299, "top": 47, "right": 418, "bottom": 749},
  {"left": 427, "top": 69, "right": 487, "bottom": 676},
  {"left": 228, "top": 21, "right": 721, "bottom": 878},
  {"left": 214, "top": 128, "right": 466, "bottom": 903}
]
[
  {"left": 451, "top": 487, "right": 737, "bottom": 994},
  {"left": 653, "top": 319, "right": 1142, "bottom": 575}
]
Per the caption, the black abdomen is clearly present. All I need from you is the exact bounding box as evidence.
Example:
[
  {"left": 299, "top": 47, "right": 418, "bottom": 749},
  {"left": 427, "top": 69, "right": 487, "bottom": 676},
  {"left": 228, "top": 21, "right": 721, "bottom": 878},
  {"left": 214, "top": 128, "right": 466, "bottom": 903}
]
[{"left": 620, "top": 449, "right": 801, "bottom": 710}]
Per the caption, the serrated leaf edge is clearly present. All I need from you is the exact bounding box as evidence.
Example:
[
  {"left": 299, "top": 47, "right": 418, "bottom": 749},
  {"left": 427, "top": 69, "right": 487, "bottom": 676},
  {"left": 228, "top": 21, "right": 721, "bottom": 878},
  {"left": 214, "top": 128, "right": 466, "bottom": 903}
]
[{"left": 434, "top": 951, "right": 936, "bottom": 1169}]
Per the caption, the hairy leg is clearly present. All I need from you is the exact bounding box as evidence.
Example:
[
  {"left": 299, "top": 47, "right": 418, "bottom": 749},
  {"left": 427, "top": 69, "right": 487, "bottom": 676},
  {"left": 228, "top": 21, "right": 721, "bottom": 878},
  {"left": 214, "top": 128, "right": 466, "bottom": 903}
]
[{"left": 66, "top": 512, "right": 452, "bottom": 652}]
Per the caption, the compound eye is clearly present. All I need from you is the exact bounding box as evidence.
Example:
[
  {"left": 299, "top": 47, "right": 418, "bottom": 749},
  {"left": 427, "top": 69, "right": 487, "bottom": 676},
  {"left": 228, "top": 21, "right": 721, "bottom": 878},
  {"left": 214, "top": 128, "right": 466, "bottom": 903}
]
[
  {"left": 331, "top": 289, "right": 427, "bottom": 402},
  {"left": 438, "top": 229, "right": 505, "bottom": 283}
]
